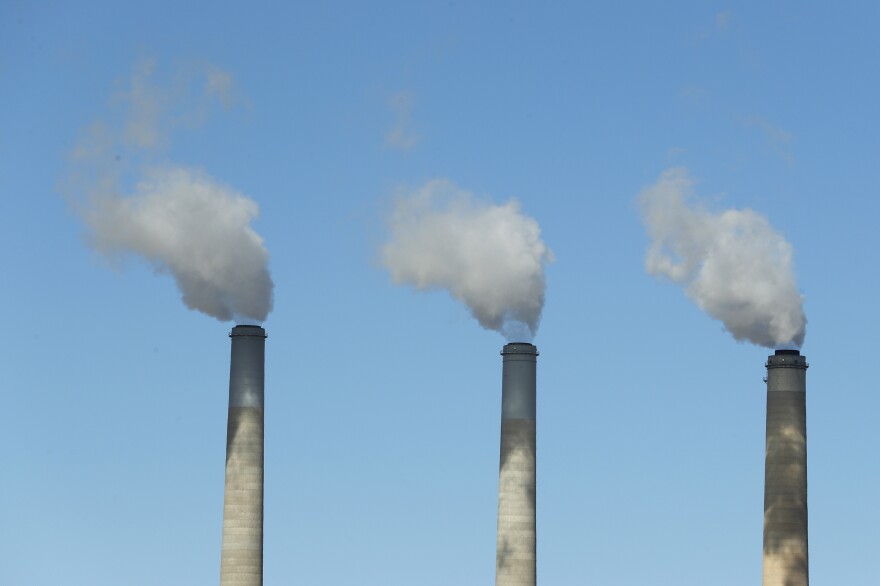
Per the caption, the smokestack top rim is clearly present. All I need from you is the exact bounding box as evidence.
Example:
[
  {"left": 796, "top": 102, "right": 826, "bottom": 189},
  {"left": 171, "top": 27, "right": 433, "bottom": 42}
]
[
  {"left": 766, "top": 349, "right": 808, "bottom": 370},
  {"left": 501, "top": 342, "right": 539, "bottom": 356},
  {"left": 230, "top": 324, "right": 267, "bottom": 338}
]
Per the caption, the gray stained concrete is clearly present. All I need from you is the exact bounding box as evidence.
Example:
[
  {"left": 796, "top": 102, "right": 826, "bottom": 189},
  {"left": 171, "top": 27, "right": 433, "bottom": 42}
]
[
  {"left": 763, "top": 350, "right": 808, "bottom": 586},
  {"left": 496, "top": 343, "right": 538, "bottom": 586},
  {"left": 221, "top": 326, "right": 266, "bottom": 586}
]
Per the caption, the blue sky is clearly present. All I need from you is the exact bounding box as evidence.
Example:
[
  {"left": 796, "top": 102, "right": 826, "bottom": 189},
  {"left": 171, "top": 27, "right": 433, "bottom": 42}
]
[{"left": 2, "top": 2, "right": 879, "bottom": 584}]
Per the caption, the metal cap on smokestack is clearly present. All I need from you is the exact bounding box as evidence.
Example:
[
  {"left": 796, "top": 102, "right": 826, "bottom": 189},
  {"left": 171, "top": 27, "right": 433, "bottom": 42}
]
[
  {"left": 496, "top": 342, "right": 538, "bottom": 586},
  {"left": 763, "top": 349, "right": 809, "bottom": 586},
  {"left": 221, "top": 325, "right": 267, "bottom": 586}
]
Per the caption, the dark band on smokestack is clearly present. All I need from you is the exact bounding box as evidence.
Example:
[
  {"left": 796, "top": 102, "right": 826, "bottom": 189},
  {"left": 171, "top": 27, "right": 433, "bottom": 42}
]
[
  {"left": 221, "top": 325, "right": 266, "bottom": 586},
  {"left": 763, "top": 349, "right": 809, "bottom": 586},
  {"left": 496, "top": 343, "right": 538, "bottom": 586}
]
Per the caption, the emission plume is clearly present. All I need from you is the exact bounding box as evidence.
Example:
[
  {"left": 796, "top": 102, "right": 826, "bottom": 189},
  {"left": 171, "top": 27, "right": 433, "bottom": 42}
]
[
  {"left": 382, "top": 179, "right": 552, "bottom": 341},
  {"left": 86, "top": 166, "right": 273, "bottom": 322},
  {"left": 69, "top": 59, "right": 274, "bottom": 323},
  {"left": 639, "top": 167, "right": 806, "bottom": 348}
]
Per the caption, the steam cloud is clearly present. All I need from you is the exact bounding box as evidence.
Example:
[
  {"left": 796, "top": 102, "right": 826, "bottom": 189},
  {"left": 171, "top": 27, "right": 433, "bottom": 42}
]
[
  {"left": 86, "top": 167, "right": 273, "bottom": 322},
  {"left": 382, "top": 179, "right": 552, "bottom": 341},
  {"left": 639, "top": 167, "right": 806, "bottom": 348},
  {"left": 70, "top": 60, "right": 273, "bottom": 323}
]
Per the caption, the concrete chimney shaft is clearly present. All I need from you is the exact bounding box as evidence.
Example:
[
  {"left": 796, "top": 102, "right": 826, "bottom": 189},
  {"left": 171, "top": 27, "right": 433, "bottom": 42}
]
[
  {"left": 496, "top": 343, "right": 538, "bottom": 586},
  {"left": 221, "top": 325, "right": 266, "bottom": 586},
  {"left": 763, "top": 349, "right": 809, "bottom": 586}
]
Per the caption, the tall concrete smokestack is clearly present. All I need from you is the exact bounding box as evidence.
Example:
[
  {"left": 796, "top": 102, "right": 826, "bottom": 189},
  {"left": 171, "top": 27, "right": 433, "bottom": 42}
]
[
  {"left": 763, "top": 349, "right": 809, "bottom": 586},
  {"left": 496, "top": 343, "right": 538, "bottom": 586},
  {"left": 220, "top": 325, "right": 266, "bottom": 586}
]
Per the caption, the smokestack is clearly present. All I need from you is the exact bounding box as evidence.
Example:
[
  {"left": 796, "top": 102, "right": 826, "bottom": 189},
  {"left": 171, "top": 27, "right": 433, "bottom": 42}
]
[
  {"left": 763, "top": 349, "right": 809, "bottom": 586},
  {"left": 221, "top": 325, "right": 266, "bottom": 586},
  {"left": 496, "top": 343, "right": 538, "bottom": 586}
]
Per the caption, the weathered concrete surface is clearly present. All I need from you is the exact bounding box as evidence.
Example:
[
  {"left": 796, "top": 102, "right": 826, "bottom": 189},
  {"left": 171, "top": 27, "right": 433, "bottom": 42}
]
[
  {"left": 496, "top": 343, "right": 538, "bottom": 586},
  {"left": 763, "top": 350, "right": 808, "bottom": 586},
  {"left": 497, "top": 419, "right": 536, "bottom": 585},
  {"left": 221, "top": 326, "right": 266, "bottom": 586}
]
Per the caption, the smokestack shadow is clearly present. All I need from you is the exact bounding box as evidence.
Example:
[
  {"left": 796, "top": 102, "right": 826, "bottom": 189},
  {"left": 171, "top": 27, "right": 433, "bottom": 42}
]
[
  {"left": 225, "top": 407, "right": 264, "bottom": 465},
  {"left": 498, "top": 420, "right": 536, "bottom": 472},
  {"left": 226, "top": 408, "right": 241, "bottom": 465}
]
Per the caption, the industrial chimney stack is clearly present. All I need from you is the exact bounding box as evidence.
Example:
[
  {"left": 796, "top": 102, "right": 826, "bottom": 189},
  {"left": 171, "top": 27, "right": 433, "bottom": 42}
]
[
  {"left": 763, "top": 349, "right": 809, "bottom": 586},
  {"left": 221, "top": 325, "right": 267, "bottom": 586},
  {"left": 495, "top": 343, "right": 538, "bottom": 586}
]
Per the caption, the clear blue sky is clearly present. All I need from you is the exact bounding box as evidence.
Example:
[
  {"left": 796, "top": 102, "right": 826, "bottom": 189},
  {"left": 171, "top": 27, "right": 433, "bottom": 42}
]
[{"left": 2, "top": 2, "right": 878, "bottom": 584}]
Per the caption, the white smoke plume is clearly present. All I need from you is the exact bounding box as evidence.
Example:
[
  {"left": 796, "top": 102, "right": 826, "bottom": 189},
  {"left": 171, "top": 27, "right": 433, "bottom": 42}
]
[
  {"left": 69, "top": 59, "right": 274, "bottom": 323},
  {"left": 86, "top": 167, "right": 273, "bottom": 322},
  {"left": 382, "top": 179, "right": 553, "bottom": 341},
  {"left": 639, "top": 167, "right": 806, "bottom": 348}
]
